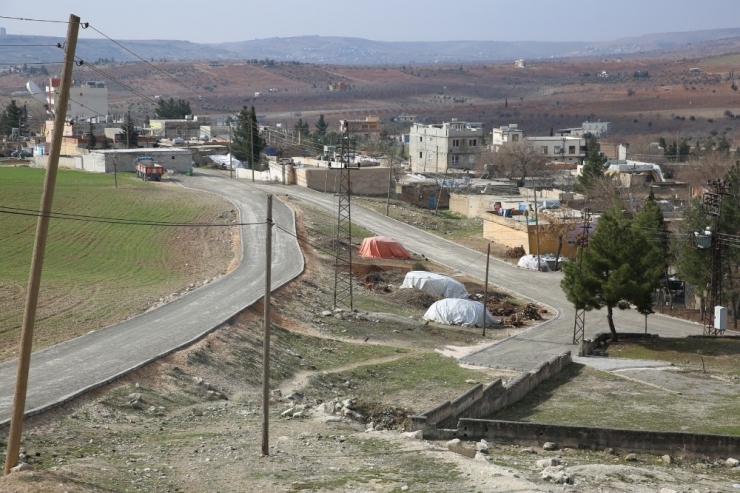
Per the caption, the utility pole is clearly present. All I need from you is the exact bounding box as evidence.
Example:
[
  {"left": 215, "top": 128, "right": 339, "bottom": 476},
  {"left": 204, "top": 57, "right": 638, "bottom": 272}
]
[
  {"left": 250, "top": 117, "right": 255, "bottom": 182},
  {"left": 261, "top": 195, "right": 273, "bottom": 456},
  {"left": 572, "top": 209, "right": 592, "bottom": 345},
  {"left": 700, "top": 179, "right": 731, "bottom": 335},
  {"left": 229, "top": 123, "right": 233, "bottom": 179},
  {"left": 5, "top": 13, "right": 80, "bottom": 476},
  {"left": 386, "top": 138, "right": 393, "bottom": 216},
  {"left": 482, "top": 243, "right": 491, "bottom": 337},
  {"left": 534, "top": 189, "right": 541, "bottom": 271}
]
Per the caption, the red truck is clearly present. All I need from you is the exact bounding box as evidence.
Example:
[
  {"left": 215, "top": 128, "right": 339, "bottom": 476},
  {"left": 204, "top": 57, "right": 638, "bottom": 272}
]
[{"left": 134, "top": 157, "right": 164, "bottom": 181}]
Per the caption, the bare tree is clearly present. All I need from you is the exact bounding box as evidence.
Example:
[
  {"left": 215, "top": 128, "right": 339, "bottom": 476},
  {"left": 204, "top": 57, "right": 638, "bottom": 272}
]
[
  {"left": 492, "top": 142, "right": 545, "bottom": 186},
  {"left": 541, "top": 209, "right": 581, "bottom": 270}
]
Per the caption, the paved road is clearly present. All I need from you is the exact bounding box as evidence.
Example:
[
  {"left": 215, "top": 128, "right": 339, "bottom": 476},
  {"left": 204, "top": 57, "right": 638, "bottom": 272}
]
[
  {"left": 253, "top": 180, "right": 704, "bottom": 371},
  {"left": 0, "top": 172, "right": 304, "bottom": 425}
]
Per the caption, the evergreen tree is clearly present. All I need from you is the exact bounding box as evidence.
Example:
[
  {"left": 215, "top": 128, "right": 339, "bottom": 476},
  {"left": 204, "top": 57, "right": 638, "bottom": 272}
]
[
  {"left": 232, "top": 106, "right": 264, "bottom": 169},
  {"left": 86, "top": 122, "right": 97, "bottom": 150},
  {"left": 294, "top": 118, "right": 310, "bottom": 138},
  {"left": 315, "top": 114, "right": 328, "bottom": 136},
  {"left": 0, "top": 100, "right": 27, "bottom": 137},
  {"left": 561, "top": 202, "right": 659, "bottom": 341},
  {"left": 100, "top": 136, "right": 112, "bottom": 149},
  {"left": 575, "top": 135, "right": 607, "bottom": 192},
  {"left": 154, "top": 97, "right": 191, "bottom": 119},
  {"left": 120, "top": 112, "right": 138, "bottom": 148}
]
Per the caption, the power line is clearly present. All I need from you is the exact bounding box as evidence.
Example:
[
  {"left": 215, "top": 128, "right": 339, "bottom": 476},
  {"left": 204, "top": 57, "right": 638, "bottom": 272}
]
[
  {"left": 0, "top": 44, "right": 60, "bottom": 47},
  {"left": 85, "top": 23, "right": 204, "bottom": 101},
  {"left": 0, "top": 15, "right": 69, "bottom": 24},
  {"left": 0, "top": 205, "right": 266, "bottom": 228}
]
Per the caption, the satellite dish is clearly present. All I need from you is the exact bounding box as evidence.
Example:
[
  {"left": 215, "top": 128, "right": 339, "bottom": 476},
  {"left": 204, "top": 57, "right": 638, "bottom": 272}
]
[
  {"left": 26, "top": 81, "right": 54, "bottom": 117},
  {"left": 26, "top": 81, "right": 47, "bottom": 105}
]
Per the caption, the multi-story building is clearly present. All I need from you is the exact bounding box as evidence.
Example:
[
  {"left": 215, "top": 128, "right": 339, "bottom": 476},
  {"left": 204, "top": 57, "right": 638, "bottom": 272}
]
[
  {"left": 582, "top": 120, "right": 611, "bottom": 137},
  {"left": 47, "top": 78, "right": 108, "bottom": 121},
  {"left": 409, "top": 120, "right": 484, "bottom": 174},
  {"left": 338, "top": 116, "right": 381, "bottom": 137},
  {"left": 492, "top": 124, "right": 586, "bottom": 164},
  {"left": 491, "top": 124, "right": 524, "bottom": 150}
]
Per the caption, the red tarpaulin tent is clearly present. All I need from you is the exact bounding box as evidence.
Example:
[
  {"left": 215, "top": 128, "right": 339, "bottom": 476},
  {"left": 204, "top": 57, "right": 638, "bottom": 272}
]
[{"left": 358, "top": 236, "right": 412, "bottom": 259}]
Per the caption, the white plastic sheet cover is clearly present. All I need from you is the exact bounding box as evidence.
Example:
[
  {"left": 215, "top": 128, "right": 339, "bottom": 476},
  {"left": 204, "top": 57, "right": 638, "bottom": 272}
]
[
  {"left": 400, "top": 271, "right": 469, "bottom": 299},
  {"left": 517, "top": 255, "right": 552, "bottom": 272},
  {"left": 423, "top": 299, "right": 498, "bottom": 327}
]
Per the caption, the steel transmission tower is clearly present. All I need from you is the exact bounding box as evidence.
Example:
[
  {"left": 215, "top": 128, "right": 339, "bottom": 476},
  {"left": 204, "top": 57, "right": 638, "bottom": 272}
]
[
  {"left": 700, "top": 180, "right": 731, "bottom": 335},
  {"left": 572, "top": 209, "right": 593, "bottom": 345},
  {"left": 333, "top": 128, "right": 359, "bottom": 310}
]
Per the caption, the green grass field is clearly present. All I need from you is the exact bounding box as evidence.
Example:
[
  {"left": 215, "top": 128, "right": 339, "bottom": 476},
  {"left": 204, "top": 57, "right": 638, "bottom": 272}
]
[{"left": 0, "top": 167, "right": 235, "bottom": 360}]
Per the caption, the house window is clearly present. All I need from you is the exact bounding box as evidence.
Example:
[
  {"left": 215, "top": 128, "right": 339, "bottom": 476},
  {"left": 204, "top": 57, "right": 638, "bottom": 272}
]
[
  {"left": 469, "top": 139, "right": 477, "bottom": 147},
  {"left": 419, "top": 136, "right": 423, "bottom": 142},
  {"left": 512, "top": 134, "right": 519, "bottom": 142},
  {"left": 554, "top": 146, "right": 562, "bottom": 155},
  {"left": 569, "top": 145, "right": 576, "bottom": 154},
  {"left": 452, "top": 139, "right": 460, "bottom": 147},
  {"left": 419, "top": 152, "right": 423, "bottom": 158},
  {"left": 451, "top": 155, "right": 460, "bottom": 164},
  {"left": 541, "top": 146, "right": 548, "bottom": 154}
]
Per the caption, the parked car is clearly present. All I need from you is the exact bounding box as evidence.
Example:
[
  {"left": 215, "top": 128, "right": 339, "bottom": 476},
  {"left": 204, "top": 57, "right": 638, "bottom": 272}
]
[{"left": 11, "top": 150, "right": 32, "bottom": 158}]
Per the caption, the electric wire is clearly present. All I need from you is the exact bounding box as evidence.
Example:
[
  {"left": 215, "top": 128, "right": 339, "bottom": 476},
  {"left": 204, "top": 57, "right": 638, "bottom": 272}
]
[
  {"left": 0, "top": 15, "right": 69, "bottom": 24},
  {"left": 85, "top": 23, "right": 205, "bottom": 101},
  {"left": 0, "top": 205, "right": 265, "bottom": 228},
  {"left": 0, "top": 44, "right": 61, "bottom": 47}
]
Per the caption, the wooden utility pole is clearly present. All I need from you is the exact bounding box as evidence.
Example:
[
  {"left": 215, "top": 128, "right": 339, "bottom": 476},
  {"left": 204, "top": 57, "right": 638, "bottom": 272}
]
[
  {"left": 261, "top": 195, "right": 273, "bottom": 457},
  {"left": 250, "top": 118, "right": 255, "bottom": 182},
  {"left": 5, "top": 14, "right": 80, "bottom": 475},
  {"left": 386, "top": 139, "right": 393, "bottom": 216},
  {"left": 482, "top": 243, "right": 491, "bottom": 337},
  {"left": 229, "top": 123, "right": 233, "bottom": 179},
  {"left": 534, "top": 189, "right": 541, "bottom": 271}
]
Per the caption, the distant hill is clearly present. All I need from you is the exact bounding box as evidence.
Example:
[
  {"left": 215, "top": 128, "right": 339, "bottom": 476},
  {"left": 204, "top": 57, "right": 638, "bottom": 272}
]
[{"left": 2, "top": 28, "right": 740, "bottom": 66}]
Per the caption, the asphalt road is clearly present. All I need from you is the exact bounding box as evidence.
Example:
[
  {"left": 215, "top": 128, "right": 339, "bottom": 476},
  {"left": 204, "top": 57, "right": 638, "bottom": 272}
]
[
  {"left": 0, "top": 170, "right": 706, "bottom": 424},
  {"left": 253, "top": 179, "right": 705, "bottom": 371},
  {"left": 0, "top": 171, "right": 304, "bottom": 425}
]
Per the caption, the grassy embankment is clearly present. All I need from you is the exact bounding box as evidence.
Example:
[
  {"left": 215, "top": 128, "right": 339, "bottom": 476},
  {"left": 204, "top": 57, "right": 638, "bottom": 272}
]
[{"left": 0, "top": 167, "right": 235, "bottom": 360}]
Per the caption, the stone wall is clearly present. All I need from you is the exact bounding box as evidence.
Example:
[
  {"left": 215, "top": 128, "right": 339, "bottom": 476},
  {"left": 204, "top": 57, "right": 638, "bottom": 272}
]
[
  {"left": 439, "top": 419, "right": 740, "bottom": 457},
  {"left": 412, "top": 352, "right": 572, "bottom": 435}
]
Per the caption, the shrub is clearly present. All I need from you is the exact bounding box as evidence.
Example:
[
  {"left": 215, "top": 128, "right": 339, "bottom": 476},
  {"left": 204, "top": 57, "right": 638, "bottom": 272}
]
[{"left": 505, "top": 245, "right": 526, "bottom": 259}]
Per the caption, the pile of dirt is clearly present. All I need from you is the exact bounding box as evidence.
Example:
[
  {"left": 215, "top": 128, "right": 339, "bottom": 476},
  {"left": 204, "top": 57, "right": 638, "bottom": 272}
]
[{"left": 394, "top": 288, "right": 441, "bottom": 309}]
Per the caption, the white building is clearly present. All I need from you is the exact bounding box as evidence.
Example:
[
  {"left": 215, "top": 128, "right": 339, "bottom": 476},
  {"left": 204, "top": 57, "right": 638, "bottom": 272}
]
[
  {"left": 492, "top": 124, "right": 524, "bottom": 150},
  {"left": 581, "top": 120, "right": 611, "bottom": 137},
  {"left": 47, "top": 78, "right": 108, "bottom": 121},
  {"left": 492, "top": 124, "right": 586, "bottom": 164},
  {"left": 409, "top": 121, "right": 484, "bottom": 174}
]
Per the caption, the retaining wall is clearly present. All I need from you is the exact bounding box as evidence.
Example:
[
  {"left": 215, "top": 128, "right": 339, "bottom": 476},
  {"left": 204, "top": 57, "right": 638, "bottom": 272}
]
[
  {"left": 411, "top": 351, "right": 572, "bottom": 433},
  {"left": 436, "top": 419, "right": 740, "bottom": 457}
]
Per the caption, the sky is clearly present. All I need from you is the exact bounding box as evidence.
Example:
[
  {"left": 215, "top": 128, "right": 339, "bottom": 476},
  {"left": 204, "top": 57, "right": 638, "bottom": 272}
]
[{"left": 3, "top": 0, "right": 740, "bottom": 44}]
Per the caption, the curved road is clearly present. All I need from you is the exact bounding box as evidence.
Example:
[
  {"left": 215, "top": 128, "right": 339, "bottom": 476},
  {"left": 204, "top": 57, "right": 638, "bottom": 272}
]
[
  {"left": 0, "top": 171, "right": 304, "bottom": 425},
  {"left": 253, "top": 180, "right": 704, "bottom": 371},
  {"left": 0, "top": 170, "right": 705, "bottom": 424}
]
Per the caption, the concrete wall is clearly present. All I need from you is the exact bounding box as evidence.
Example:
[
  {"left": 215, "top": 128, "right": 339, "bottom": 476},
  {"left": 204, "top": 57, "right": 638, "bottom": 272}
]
[
  {"left": 442, "top": 420, "right": 740, "bottom": 457},
  {"left": 294, "top": 167, "right": 390, "bottom": 195},
  {"left": 412, "top": 352, "right": 572, "bottom": 434},
  {"left": 483, "top": 213, "right": 531, "bottom": 252},
  {"left": 449, "top": 194, "right": 493, "bottom": 218},
  {"left": 483, "top": 212, "right": 579, "bottom": 259}
]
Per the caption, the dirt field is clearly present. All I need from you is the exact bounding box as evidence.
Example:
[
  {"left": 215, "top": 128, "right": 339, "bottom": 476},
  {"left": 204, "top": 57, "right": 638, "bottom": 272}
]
[{"left": 6, "top": 52, "right": 740, "bottom": 147}]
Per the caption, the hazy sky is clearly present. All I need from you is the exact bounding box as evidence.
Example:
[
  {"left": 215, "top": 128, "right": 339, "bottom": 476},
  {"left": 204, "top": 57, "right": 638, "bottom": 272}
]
[{"left": 4, "top": 0, "right": 740, "bottom": 44}]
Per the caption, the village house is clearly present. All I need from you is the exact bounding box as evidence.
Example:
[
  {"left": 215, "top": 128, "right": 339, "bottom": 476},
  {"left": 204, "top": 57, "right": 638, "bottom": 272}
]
[{"left": 409, "top": 120, "right": 484, "bottom": 174}]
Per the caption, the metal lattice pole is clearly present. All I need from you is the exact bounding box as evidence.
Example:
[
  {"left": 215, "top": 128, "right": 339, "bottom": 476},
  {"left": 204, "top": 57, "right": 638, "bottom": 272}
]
[
  {"left": 333, "top": 129, "right": 354, "bottom": 310},
  {"left": 701, "top": 181, "right": 730, "bottom": 335},
  {"left": 573, "top": 209, "right": 592, "bottom": 345}
]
